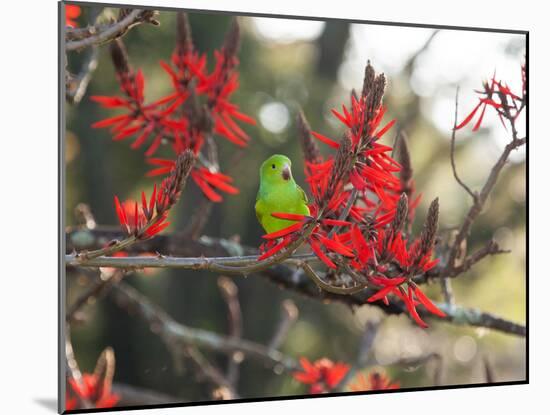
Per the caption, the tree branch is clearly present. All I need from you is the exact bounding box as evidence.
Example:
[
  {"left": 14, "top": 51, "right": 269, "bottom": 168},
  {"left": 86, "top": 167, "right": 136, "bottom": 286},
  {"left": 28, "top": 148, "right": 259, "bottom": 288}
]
[
  {"left": 66, "top": 9, "right": 156, "bottom": 52},
  {"left": 109, "top": 281, "right": 298, "bottom": 371},
  {"left": 217, "top": 277, "right": 243, "bottom": 389},
  {"left": 66, "top": 227, "right": 526, "bottom": 336},
  {"left": 446, "top": 136, "right": 526, "bottom": 270}
]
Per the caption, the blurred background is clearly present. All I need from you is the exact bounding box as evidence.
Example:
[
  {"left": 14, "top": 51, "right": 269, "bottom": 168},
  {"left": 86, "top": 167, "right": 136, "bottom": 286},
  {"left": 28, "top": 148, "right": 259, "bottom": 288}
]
[{"left": 65, "top": 5, "right": 526, "bottom": 402}]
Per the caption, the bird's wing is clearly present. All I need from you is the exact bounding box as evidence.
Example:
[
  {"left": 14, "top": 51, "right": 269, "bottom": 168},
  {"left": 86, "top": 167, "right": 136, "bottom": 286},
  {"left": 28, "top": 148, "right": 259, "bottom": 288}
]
[{"left": 296, "top": 184, "right": 309, "bottom": 204}]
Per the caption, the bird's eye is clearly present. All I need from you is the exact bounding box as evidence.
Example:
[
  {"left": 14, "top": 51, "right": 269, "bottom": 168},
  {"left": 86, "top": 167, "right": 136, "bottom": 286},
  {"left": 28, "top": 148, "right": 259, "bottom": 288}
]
[{"left": 271, "top": 164, "right": 276, "bottom": 169}]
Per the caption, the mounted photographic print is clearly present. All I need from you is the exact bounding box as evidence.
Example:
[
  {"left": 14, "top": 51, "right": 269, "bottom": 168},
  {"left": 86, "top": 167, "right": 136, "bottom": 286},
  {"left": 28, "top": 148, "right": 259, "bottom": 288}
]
[{"left": 60, "top": 1, "right": 527, "bottom": 413}]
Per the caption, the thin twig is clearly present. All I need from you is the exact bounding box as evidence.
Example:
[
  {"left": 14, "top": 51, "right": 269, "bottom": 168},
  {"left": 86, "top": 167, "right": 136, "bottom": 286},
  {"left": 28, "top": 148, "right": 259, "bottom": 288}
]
[
  {"left": 450, "top": 87, "right": 477, "bottom": 200},
  {"left": 66, "top": 46, "right": 99, "bottom": 104},
  {"left": 183, "top": 346, "right": 240, "bottom": 399},
  {"left": 217, "top": 277, "right": 243, "bottom": 388},
  {"left": 448, "top": 239, "right": 509, "bottom": 278},
  {"left": 335, "top": 320, "right": 380, "bottom": 392},
  {"left": 268, "top": 300, "right": 299, "bottom": 351},
  {"left": 66, "top": 269, "right": 124, "bottom": 323}
]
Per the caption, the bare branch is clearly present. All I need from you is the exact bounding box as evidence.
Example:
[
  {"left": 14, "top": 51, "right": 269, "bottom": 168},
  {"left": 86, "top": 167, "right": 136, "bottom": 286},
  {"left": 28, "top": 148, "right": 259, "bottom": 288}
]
[
  {"left": 217, "top": 277, "right": 243, "bottom": 388},
  {"left": 335, "top": 320, "right": 380, "bottom": 392},
  {"left": 66, "top": 228, "right": 525, "bottom": 336},
  {"left": 66, "top": 46, "right": 99, "bottom": 104},
  {"left": 268, "top": 300, "right": 299, "bottom": 351},
  {"left": 66, "top": 269, "right": 124, "bottom": 323},
  {"left": 446, "top": 136, "right": 526, "bottom": 271},
  {"left": 112, "top": 383, "right": 183, "bottom": 406},
  {"left": 66, "top": 9, "right": 157, "bottom": 52},
  {"left": 109, "top": 281, "right": 298, "bottom": 371}
]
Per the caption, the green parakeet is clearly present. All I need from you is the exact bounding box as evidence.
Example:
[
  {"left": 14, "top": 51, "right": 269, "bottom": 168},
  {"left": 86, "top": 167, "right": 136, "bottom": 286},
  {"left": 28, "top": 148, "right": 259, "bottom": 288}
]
[{"left": 255, "top": 154, "right": 310, "bottom": 234}]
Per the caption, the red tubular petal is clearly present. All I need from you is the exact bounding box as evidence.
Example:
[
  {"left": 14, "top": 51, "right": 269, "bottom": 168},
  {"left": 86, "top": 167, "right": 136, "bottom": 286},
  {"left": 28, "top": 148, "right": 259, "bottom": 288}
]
[
  {"left": 472, "top": 103, "right": 488, "bottom": 132},
  {"left": 149, "top": 184, "right": 157, "bottom": 215},
  {"left": 144, "top": 134, "right": 163, "bottom": 156},
  {"left": 258, "top": 236, "right": 293, "bottom": 260},
  {"left": 146, "top": 167, "right": 172, "bottom": 177},
  {"left": 145, "top": 221, "right": 170, "bottom": 237},
  {"left": 374, "top": 119, "right": 396, "bottom": 139},
  {"left": 90, "top": 95, "right": 130, "bottom": 108},
  {"left": 455, "top": 101, "right": 482, "bottom": 130},
  {"left": 271, "top": 212, "right": 308, "bottom": 221},
  {"left": 222, "top": 111, "right": 249, "bottom": 141},
  {"left": 374, "top": 210, "right": 396, "bottom": 228},
  {"left": 262, "top": 222, "right": 303, "bottom": 240},
  {"left": 92, "top": 114, "right": 130, "bottom": 129},
  {"left": 331, "top": 109, "right": 351, "bottom": 127},
  {"left": 350, "top": 169, "right": 368, "bottom": 191},
  {"left": 147, "top": 158, "right": 175, "bottom": 167},
  {"left": 161, "top": 95, "right": 188, "bottom": 117},
  {"left": 309, "top": 239, "right": 337, "bottom": 269},
  {"left": 114, "top": 196, "right": 128, "bottom": 232},
  {"left": 228, "top": 109, "right": 256, "bottom": 125},
  {"left": 318, "top": 235, "right": 354, "bottom": 257},
  {"left": 130, "top": 123, "right": 154, "bottom": 149},
  {"left": 311, "top": 131, "right": 340, "bottom": 149},
  {"left": 367, "top": 286, "right": 394, "bottom": 303},
  {"left": 193, "top": 173, "right": 223, "bottom": 202},
  {"left": 214, "top": 118, "right": 247, "bottom": 147},
  {"left": 113, "top": 125, "right": 141, "bottom": 141},
  {"left": 145, "top": 92, "right": 179, "bottom": 109},
  {"left": 201, "top": 171, "right": 239, "bottom": 194},
  {"left": 321, "top": 219, "right": 351, "bottom": 227},
  {"left": 141, "top": 191, "right": 149, "bottom": 219},
  {"left": 135, "top": 69, "right": 145, "bottom": 101},
  {"left": 133, "top": 202, "right": 138, "bottom": 233},
  {"left": 351, "top": 226, "right": 370, "bottom": 263},
  {"left": 159, "top": 60, "right": 179, "bottom": 87},
  {"left": 413, "top": 286, "right": 446, "bottom": 317},
  {"left": 405, "top": 286, "right": 429, "bottom": 328}
]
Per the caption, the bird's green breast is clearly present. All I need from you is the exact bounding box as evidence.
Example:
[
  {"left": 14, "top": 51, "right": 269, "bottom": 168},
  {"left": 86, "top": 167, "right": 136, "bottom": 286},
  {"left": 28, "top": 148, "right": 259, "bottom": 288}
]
[{"left": 256, "top": 181, "right": 310, "bottom": 234}]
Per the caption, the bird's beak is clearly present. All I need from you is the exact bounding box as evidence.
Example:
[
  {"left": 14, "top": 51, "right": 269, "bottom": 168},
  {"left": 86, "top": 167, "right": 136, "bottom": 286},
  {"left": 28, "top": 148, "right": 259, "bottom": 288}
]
[{"left": 282, "top": 164, "right": 291, "bottom": 181}]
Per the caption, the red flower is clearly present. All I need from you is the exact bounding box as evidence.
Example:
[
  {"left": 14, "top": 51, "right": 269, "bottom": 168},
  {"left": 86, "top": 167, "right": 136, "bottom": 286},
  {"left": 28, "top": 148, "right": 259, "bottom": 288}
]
[
  {"left": 455, "top": 70, "right": 525, "bottom": 132},
  {"left": 293, "top": 357, "right": 350, "bottom": 393},
  {"left": 65, "top": 5, "right": 81, "bottom": 28},
  {"left": 349, "top": 370, "right": 399, "bottom": 392},
  {"left": 147, "top": 158, "right": 239, "bottom": 203},
  {"left": 66, "top": 373, "right": 119, "bottom": 410},
  {"left": 259, "top": 213, "right": 354, "bottom": 269},
  {"left": 367, "top": 278, "right": 445, "bottom": 328},
  {"left": 91, "top": 18, "right": 255, "bottom": 162},
  {"left": 114, "top": 151, "right": 194, "bottom": 239},
  {"left": 310, "top": 94, "right": 401, "bottom": 218}
]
